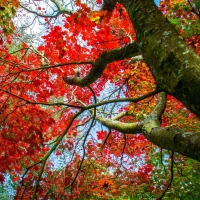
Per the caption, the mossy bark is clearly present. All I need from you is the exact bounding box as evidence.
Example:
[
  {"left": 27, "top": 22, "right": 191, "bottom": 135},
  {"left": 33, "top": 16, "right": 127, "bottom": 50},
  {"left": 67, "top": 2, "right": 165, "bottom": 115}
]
[
  {"left": 146, "top": 127, "right": 200, "bottom": 161},
  {"left": 121, "top": 0, "right": 200, "bottom": 118}
]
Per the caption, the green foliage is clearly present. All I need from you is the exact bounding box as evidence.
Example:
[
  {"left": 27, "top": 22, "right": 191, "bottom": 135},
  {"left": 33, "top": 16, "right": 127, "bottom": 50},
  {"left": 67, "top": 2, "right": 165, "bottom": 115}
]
[
  {"left": 149, "top": 148, "right": 200, "bottom": 199},
  {"left": 0, "top": 173, "right": 17, "bottom": 200},
  {"left": 196, "top": 0, "right": 200, "bottom": 9},
  {"left": 0, "top": 0, "right": 19, "bottom": 34},
  {"left": 168, "top": 18, "right": 182, "bottom": 29},
  {"left": 161, "top": 0, "right": 200, "bottom": 37}
]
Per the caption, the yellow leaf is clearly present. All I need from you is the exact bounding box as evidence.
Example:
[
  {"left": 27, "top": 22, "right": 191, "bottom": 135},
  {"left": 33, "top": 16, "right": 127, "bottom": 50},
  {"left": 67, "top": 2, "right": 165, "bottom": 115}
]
[{"left": 90, "top": 16, "right": 101, "bottom": 24}]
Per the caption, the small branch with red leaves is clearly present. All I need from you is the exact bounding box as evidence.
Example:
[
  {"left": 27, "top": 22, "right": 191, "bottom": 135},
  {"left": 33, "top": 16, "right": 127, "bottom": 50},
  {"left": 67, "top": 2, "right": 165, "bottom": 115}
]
[
  {"left": 20, "top": 3, "right": 73, "bottom": 18},
  {"left": 29, "top": 61, "right": 93, "bottom": 72},
  {"left": 0, "top": 88, "right": 158, "bottom": 110},
  {"left": 65, "top": 86, "right": 97, "bottom": 190},
  {"left": 0, "top": 89, "right": 84, "bottom": 109},
  {"left": 31, "top": 110, "right": 83, "bottom": 200}
]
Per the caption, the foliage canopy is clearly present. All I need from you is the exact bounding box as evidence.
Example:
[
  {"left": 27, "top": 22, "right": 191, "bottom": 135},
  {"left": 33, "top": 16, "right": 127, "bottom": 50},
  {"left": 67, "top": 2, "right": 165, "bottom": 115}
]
[{"left": 0, "top": 0, "right": 200, "bottom": 199}]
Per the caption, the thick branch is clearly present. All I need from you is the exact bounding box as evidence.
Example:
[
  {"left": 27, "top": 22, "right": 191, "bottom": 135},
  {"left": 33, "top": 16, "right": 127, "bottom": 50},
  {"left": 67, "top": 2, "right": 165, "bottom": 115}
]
[
  {"left": 146, "top": 127, "right": 200, "bottom": 161},
  {"left": 63, "top": 42, "right": 140, "bottom": 87},
  {"left": 62, "top": 0, "right": 200, "bottom": 118},
  {"left": 143, "top": 92, "right": 167, "bottom": 133},
  {"left": 95, "top": 92, "right": 200, "bottom": 161},
  {"left": 95, "top": 115, "right": 143, "bottom": 133},
  {"left": 95, "top": 93, "right": 165, "bottom": 134}
]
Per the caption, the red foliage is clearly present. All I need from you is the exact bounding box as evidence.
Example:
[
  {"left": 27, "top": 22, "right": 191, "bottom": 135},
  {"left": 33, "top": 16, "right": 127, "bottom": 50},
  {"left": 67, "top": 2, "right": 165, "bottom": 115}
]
[{"left": 0, "top": 0, "right": 199, "bottom": 199}]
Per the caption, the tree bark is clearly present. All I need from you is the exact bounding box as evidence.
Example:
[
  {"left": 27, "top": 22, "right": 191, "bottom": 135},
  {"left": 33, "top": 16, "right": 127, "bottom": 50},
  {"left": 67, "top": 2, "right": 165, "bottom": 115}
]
[
  {"left": 145, "top": 127, "right": 200, "bottom": 161},
  {"left": 121, "top": 0, "right": 200, "bottom": 118}
]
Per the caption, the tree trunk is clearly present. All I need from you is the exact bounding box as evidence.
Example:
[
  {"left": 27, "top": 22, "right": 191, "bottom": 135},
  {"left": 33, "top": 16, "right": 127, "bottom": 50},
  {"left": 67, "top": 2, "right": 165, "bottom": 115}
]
[{"left": 120, "top": 0, "right": 200, "bottom": 118}]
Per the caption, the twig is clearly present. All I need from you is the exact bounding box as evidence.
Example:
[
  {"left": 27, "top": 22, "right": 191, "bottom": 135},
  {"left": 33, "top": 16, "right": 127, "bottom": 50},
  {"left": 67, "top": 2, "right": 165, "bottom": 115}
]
[{"left": 157, "top": 151, "right": 174, "bottom": 200}]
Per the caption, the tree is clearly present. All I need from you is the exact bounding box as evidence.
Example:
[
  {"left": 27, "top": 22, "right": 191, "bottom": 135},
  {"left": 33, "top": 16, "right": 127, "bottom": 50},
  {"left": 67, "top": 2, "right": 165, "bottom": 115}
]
[{"left": 0, "top": 0, "right": 200, "bottom": 199}]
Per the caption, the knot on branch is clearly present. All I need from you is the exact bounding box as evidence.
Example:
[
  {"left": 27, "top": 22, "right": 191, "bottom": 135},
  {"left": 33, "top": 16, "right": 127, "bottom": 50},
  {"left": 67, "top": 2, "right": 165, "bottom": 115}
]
[{"left": 142, "top": 119, "right": 160, "bottom": 136}]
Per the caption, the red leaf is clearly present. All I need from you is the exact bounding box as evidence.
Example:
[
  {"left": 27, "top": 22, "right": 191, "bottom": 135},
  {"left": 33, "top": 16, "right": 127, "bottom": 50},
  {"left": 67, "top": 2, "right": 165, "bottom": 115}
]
[{"left": 0, "top": 174, "right": 4, "bottom": 183}]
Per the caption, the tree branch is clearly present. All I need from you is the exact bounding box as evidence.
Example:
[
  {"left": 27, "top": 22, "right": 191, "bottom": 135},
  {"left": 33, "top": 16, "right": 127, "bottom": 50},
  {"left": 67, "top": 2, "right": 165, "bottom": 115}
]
[
  {"left": 146, "top": 127, "right": 200, "bottom": 161},
  {"left": 95, "top": 115, "right": 143, "bottom": 133},
  {"left": 63, "top": 42, "right": 140, "bottom": 87},
  {"left": 20, "top": 3, "right": 73, "bottom": 18},
  {"left": 31, "top": 110, "right": 83, "bottom": 200},
  {"left": 94, "top": 92, "right": 200, "bottom": 161}
]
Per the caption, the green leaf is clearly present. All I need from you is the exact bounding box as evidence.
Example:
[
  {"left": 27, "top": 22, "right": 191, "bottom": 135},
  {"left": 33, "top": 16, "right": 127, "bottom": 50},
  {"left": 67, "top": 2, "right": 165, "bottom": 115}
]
[
  {"left": 183, "top": 5, "right": 191, "bottom": 12},
  {"left": 196, "top": 0, "right": 200, "bottom": 9},
  {"left": 2, "top": 27, "right": 8, "bottom": 34},
  {"left": 169, "top": 18, "right": 182, "bottom": 29},
  {"left": 11, "top": 6, "right": 16, "bottom": 15}
]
